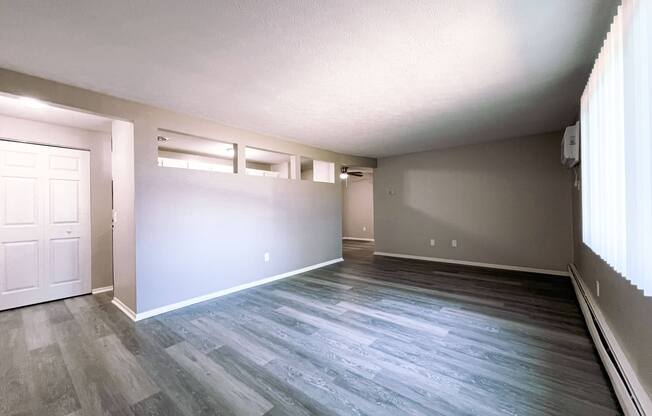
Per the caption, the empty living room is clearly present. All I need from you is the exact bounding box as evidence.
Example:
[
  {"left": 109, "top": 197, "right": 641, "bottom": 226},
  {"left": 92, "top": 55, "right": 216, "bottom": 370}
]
[{"left": 1, "top": 1, "right": 651, "bottom": 415}]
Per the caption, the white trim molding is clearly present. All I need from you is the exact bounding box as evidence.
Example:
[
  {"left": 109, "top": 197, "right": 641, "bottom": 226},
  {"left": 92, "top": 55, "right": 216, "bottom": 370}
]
[
  {"left": 374, "top": 251, "right": 569, "bottom": 277},
  {"left": 114, "top": 258, "right": 343, "bottom": 322},
  {"left": 91, "top": 285, "right": 113, "bottom": 294},
  {"left": 343, "top": 237, "right": 375, "bottom": 242},
  {"left": 569, "top": 263, "right": 651, "bottom": 416},
  {"left": 111, "top": 297, "right": 137, "bottom": 321}
]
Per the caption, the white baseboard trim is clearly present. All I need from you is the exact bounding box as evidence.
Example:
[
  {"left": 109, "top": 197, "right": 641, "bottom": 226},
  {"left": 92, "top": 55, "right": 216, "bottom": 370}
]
[
  {"left": 343, "top": 237, "right": 375, "bottom": 242},
  {"left": 569, "top": 263, "right": 651, "bottom": 416},
  {"left": 91, "top": 285, "right": 113, "bottom": 294},
  {"left": 111, "top": 297, "right": 137, "bottom": 321},
  {"left": 374, "top": 251, "right": 569, "bottom": 277},
  {"left": 126, "top": 257, "right": 344, "bottom": 322}
]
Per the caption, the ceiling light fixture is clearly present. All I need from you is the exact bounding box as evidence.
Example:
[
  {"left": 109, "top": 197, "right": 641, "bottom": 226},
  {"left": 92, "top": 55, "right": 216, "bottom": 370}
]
[
  {"left": 16, "top": 96, "right": 48, "bottom": 109},
  {"left": 340, "top": 167, "right": 349, "bottom": 180}
]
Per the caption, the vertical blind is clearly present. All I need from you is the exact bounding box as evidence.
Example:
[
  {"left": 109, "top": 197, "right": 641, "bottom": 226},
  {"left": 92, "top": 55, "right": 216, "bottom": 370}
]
[{"left": 580, "top": 0, "right": 652, "bottom": 296}]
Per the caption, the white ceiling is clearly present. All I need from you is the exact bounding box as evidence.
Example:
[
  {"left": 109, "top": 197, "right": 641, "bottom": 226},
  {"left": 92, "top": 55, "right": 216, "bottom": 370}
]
[
  {"left": 0, "top": 93, "right": 113, "bottom": 132},
  {"left": 0, "top": 0, "right": 617, "bottom": 157}
]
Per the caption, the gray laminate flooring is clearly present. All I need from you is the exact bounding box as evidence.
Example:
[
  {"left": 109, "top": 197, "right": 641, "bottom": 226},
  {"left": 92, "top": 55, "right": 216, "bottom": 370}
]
[{"left": 0, "top": 240, "right": 621, "bottom": 415}]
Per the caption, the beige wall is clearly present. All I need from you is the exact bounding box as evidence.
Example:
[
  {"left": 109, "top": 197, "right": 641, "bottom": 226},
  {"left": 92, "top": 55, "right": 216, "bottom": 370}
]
[
  {"left": 0, "top": 114, "right": 113, "bottom": 290},
  {"left": 342, "top": 173, "right": 374, "bottom": 240},
  {"left": 572, "top": 170, "right": 652, "bottom": 398},
  {"left": 374, "top": 132, "right": 573, "bottom": 272}
]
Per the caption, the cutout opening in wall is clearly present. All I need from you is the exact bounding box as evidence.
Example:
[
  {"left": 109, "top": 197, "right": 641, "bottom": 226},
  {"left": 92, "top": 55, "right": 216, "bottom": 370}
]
[
  {"left": 245, "top": 147, "right": 292, "bottom": 179},
  {"left": 301, "top": 156, "right": 335, "bottom": 183},
  {"left": 157, "top": 130, "right": 235, "bottom": 174}
]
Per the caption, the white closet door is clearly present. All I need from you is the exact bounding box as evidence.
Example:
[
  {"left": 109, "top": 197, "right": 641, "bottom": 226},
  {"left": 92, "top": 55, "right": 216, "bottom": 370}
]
[{"left": 0, "top": 139, "right": 90, "bottom": 311}]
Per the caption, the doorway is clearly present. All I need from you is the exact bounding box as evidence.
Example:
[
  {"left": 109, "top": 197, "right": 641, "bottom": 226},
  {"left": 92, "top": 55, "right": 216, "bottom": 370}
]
[{"left": 341, "top": 167, "right": 374, "bottom": 242}]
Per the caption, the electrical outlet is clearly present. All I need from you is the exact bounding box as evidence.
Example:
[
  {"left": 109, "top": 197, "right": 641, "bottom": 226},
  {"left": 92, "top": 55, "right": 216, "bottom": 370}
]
[
  {"left": 363, "top": 226, "right": 367, "bottom": 231},
  {"left": 596, "top": 280, "right": 600, "bottom": 297},
  {"left": 264, "top": 252, "right": 270, "bottom": 263},
  {"left": 430, "top": 239, "right": 435, "bottom": 247},
  {"left": 451, "top": 239, "right": 458, "bottom": 248}
]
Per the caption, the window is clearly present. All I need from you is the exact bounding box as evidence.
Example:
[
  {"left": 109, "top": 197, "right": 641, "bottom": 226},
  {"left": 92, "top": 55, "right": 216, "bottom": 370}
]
[
  {"left": 581, "top": 0, "right": 652, "bottom": 295},
  {"left": 157, "top": 130, "right": 235, "bottom": 173},
  {"left": 300, "top": 156, "right": 335, "bottom": 183},
  {"left": 245, "top": 147, "right": 292, "bottom": 179}
]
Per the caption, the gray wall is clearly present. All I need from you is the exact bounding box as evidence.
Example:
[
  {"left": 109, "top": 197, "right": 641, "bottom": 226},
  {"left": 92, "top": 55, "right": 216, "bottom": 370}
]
[
  {"left": 375, "top": 132, "right": 573, "bottom": 272},
  {"left": 136, "top": 170, "right": 341, "bottom": 312},
  {"left": 572, "top": 171, "right": 652, "bottom": 397},
  {"left": 342, "top": 173, "right": 374, "bottom": 240},
  {"left": 0, "top": 114, "right": 113, "bottom": 290}
]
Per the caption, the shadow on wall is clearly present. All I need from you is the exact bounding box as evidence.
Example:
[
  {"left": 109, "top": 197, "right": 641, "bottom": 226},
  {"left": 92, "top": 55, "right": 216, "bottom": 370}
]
[{"left": 374, "top": 133, "right": 573, "bottom": 272}]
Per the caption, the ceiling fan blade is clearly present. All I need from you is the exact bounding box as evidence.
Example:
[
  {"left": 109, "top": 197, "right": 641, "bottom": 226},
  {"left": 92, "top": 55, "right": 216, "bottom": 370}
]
[{"left": 349, "top": 172, "right": 364, "bottom": 177}]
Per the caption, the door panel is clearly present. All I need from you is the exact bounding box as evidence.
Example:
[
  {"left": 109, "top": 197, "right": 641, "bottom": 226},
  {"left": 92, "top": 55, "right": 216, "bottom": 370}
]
[
  {"left": 49, "top": 155, "right": 79, "bottom": 171},
  {"left": 50, "top": 238, "right": 80, "bottom": 285},
  {"left": 4, "top": 176, "right": 38, "bottom": 225},
  {"left": 2, "top": 240, "right": 39, "bottom": 293},
  {"left": 50, "top": 179, "right": 79, "bottom": 223},
  {"left": 3, "top": 150, "right": 37, "bottom": 167},
  {"left": 0, "top": 139, "right": 90, "bottom": 310}
]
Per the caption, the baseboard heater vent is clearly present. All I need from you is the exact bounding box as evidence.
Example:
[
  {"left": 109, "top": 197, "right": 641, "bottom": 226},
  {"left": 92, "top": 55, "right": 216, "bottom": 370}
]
[{"left": 569, "top": 264, "right": 650, "bottom": 416}]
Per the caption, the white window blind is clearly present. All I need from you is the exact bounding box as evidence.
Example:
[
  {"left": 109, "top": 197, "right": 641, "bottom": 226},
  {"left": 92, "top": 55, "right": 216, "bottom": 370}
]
[{"left": 580, "top": 0, "right": 652, "bottom": 295}]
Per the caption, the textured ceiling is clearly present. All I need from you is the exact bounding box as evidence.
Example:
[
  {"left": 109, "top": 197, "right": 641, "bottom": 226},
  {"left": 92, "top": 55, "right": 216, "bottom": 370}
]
[{"left": 0, "top": 0, "right": 617, "bottom": 157}]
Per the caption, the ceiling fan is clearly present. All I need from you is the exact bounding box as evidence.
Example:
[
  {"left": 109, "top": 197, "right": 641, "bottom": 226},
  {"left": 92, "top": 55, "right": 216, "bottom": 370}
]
[{"left": 340, "top": 166, "right": 363, "bottom": 179}]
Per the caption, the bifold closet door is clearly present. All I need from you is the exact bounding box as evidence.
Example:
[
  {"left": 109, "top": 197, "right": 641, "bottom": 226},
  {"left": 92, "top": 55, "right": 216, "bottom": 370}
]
[{"left": 0, "top": 139, "right": 90, "bottom": 311}]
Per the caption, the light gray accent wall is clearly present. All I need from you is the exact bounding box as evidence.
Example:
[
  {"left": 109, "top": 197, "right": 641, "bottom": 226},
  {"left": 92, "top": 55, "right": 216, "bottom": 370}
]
[
  {"left": 374, "top": 132, "right": 573, "bottom": 271},
  {"left": 572, "top": 169, "right": 652, "bottom": 397},
  {"left": 0, "top": 114, "right": 113, "bottom": 289},
  {"left": 136, "top": 169, "right": 341, "bottom": 312},
  {"left": 342, "top": 174, "right": 374, "bottom": 240}
]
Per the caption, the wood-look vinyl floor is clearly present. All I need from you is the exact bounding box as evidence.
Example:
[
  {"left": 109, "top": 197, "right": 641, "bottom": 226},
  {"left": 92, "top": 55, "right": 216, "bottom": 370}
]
[{"left": 0, "top": 240, "right": 621, "bottom": 415}]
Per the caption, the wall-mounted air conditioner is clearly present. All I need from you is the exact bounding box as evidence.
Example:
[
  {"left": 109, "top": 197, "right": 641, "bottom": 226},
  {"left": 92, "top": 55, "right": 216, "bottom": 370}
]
[{"left": 561, "top": 122, "right": 580, "bottom": 168}]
